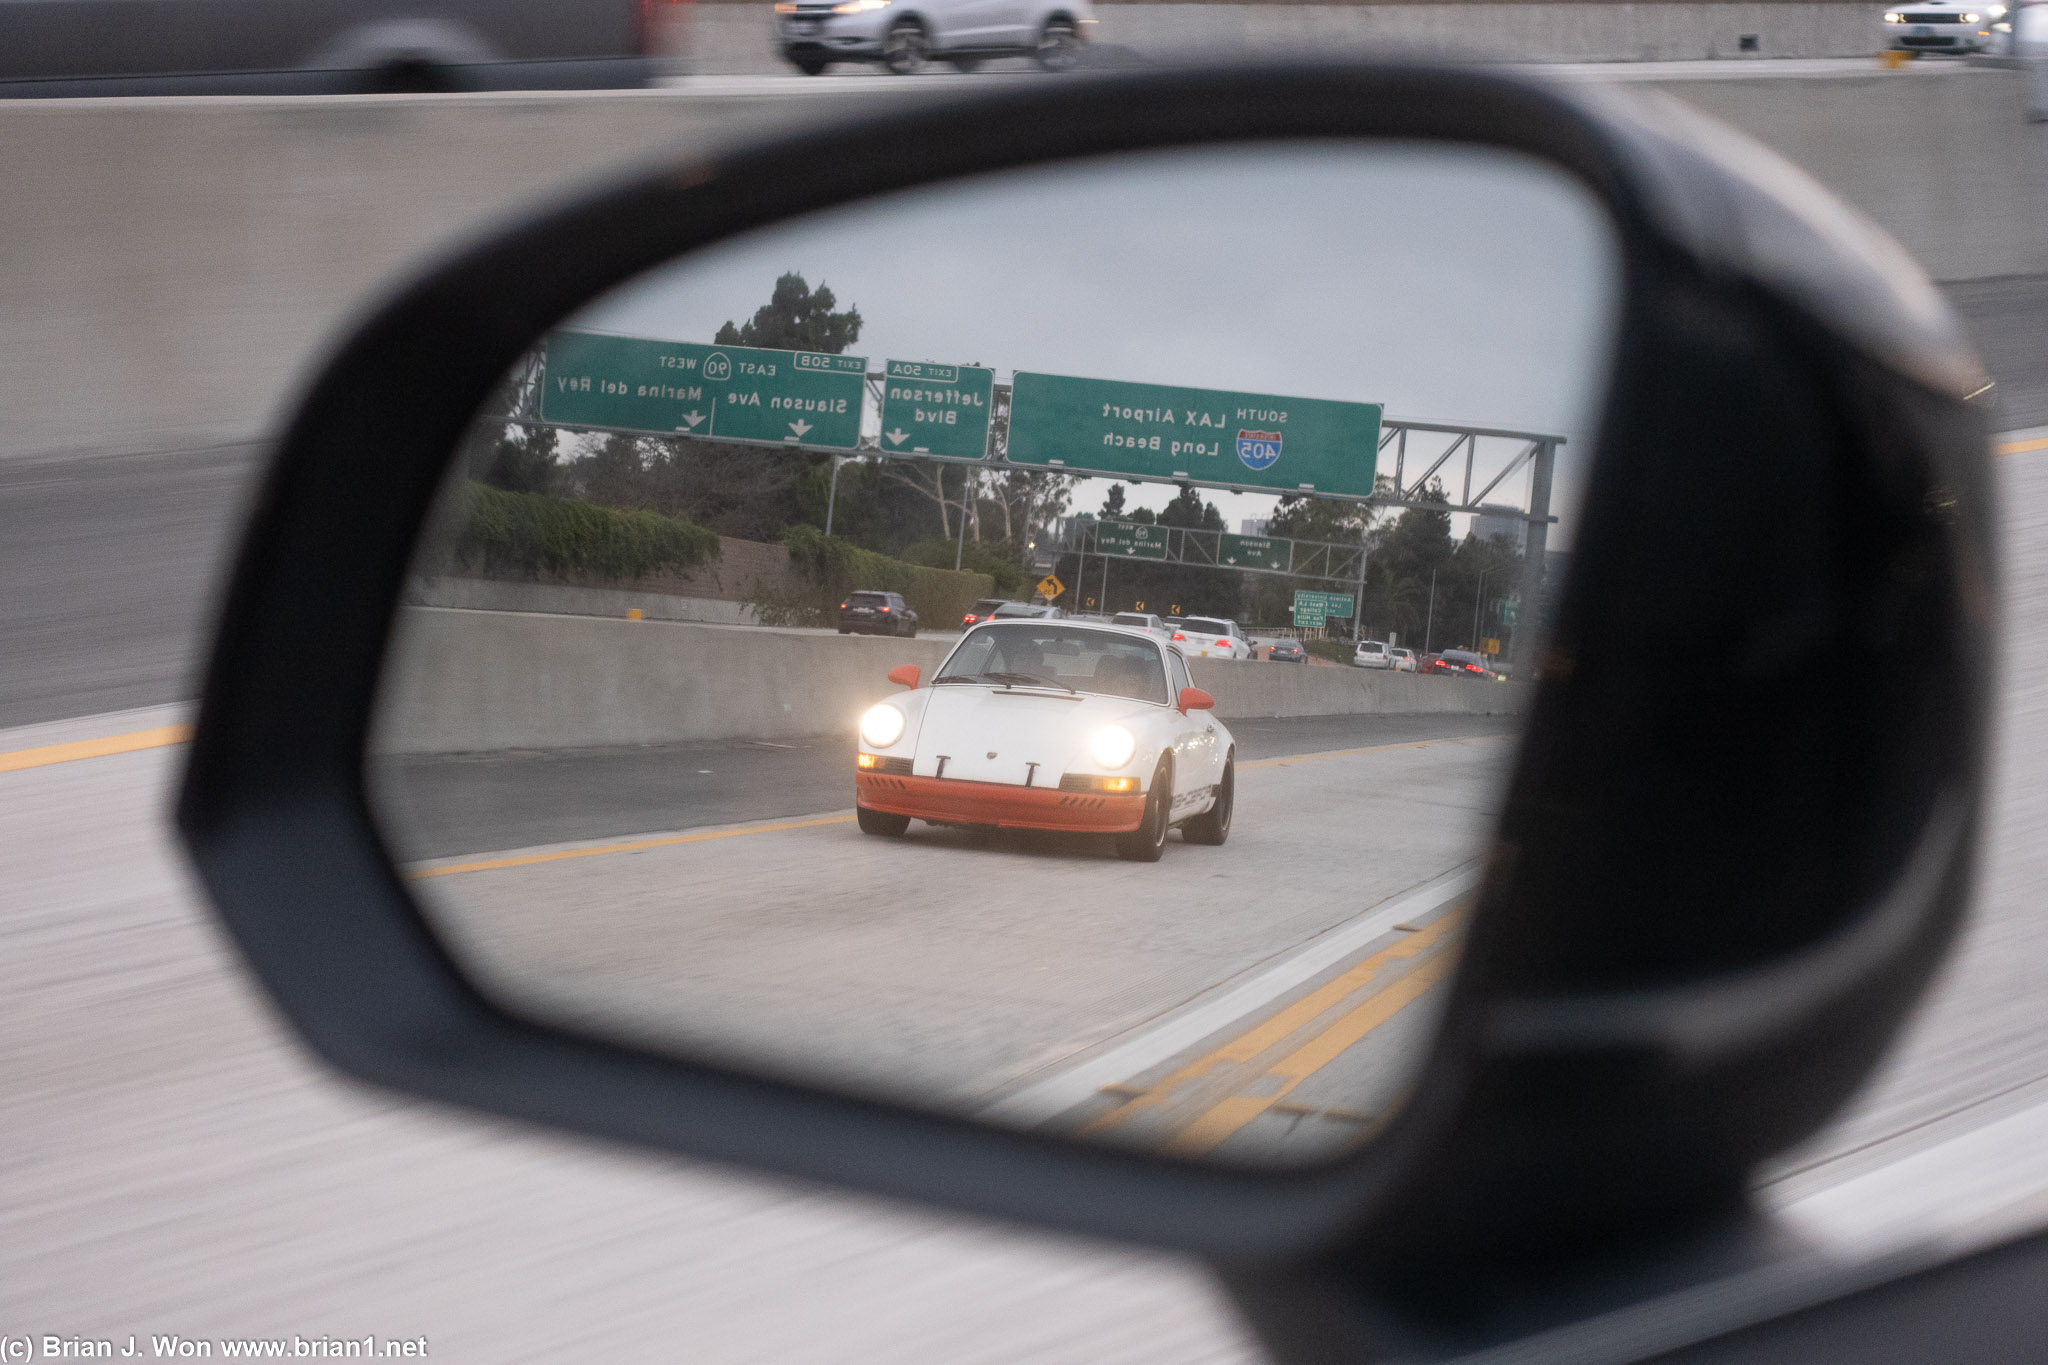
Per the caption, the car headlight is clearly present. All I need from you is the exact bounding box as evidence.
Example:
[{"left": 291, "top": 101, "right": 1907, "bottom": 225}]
[
  {"left": 1089, "top": 725, "right": 1136, "bottom": 769},
  {"left": 832, "top": 0, "right": 890, "bottom": 12},
  {"left": 1961, "top": 11, "right": 1980, "bottom": 19},
  {"left": 860, "top": 704, "right": 905, "bottom": 748},
  {"left": 1884, "top": 10, "right": 1904, "bottom": 19}
]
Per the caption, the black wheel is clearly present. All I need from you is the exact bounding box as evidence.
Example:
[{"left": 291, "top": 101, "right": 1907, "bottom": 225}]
[
  {"left": 1182, "top": 755, "right": 1233, "bottom": 846},
  {"left": 1033, "top": 18, "right": 1079, "bottom": 71},
  {"left": 948, "top": 55, "right": 983, "bottom": 72},
  {"left": 857, "top": 806, "right": 910, "bottom": 837},
  {"left": 792, "top": 55, "right": 830, "bottom": 75},
  {"left": 1115, "top": 759, "right": 1171, "bottom": 862},
  {"left": 882, "top": 19, "right": 929, "bottom": 73}
]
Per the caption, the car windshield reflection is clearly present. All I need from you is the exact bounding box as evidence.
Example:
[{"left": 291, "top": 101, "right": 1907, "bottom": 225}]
[{"left": 935, "top": 624, "right": 1169, "bottom": 704}]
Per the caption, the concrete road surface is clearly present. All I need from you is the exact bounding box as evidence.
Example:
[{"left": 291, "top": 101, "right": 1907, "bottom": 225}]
[
  {"left": 386, "top": 721, "right": 1511, "bottom": 1166},
  {"left": 7, "top": 438, "right": 2048, "bottom": 1358}
]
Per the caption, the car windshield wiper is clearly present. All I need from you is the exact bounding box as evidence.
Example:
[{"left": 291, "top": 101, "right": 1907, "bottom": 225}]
[
  {"left": 931, "top": 673, "right": 984, "bottom": 685},
  {"left": 983, "top": 671, "right": 1077, "bottom": 694}
]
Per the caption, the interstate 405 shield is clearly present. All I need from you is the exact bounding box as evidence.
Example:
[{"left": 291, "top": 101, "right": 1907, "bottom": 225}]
[
  {"left": 541, "top": 330, "right": 866, "bottom": 449},
  {"left": 1007, "top": 373, "right": 1381, "bottom": 497}
]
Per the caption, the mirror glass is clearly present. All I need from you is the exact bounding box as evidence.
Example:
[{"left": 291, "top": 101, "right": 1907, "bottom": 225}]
[{"left": 369, "top": 141, "right": 1620, "bottom": 1168}]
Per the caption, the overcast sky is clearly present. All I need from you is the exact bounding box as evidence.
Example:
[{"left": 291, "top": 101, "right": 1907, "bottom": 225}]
[{"left": 575, "top": 141, "right": 1622, "bottom": 545}]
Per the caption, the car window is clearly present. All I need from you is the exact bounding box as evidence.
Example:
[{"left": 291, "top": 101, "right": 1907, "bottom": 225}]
[
  {"left": 847, "top": 592, "right": 888, "bottom": 606},
  {"left": 1184, "top": 618, "right": 1232, "bottom": 635},
  {"left": 1166, "top": 652, "right": 1194, "bottom": 696},
  {"left": 938, "top": 624, "right": 1168, "bottom": 704},
  {"left": 1111, "top": 613, "right": 1153, "bottom": 628}
]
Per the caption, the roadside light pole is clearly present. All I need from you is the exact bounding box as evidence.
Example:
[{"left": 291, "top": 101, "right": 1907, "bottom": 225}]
[
  {"left": 1424, "top": 567, "right": 1438, "bottom": 654},
  {"left": 954, "top": 465, "right": 971, "bottom": 571},
  {"left": 1472, "top": 565, "right": 1491, "bottom": 652}
]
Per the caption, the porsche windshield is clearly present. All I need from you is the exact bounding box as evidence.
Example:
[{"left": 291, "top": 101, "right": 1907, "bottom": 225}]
[{"left": 935, "top": 625, "right": 1169, "bottom": 704}]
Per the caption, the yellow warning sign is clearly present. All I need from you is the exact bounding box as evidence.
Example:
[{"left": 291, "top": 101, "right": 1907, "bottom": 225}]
[{"left": 1036, "top": 574, "right": 1065, "bottom": 602}]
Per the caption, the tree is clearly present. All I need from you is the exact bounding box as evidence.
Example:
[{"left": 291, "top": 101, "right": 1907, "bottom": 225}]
[
  {"left": 1099, "top": 484, "right": 1128, "bottom": 519},
  {"left": 713, "top": 272, "right": 862, "bottom": 354},
  {"left": 1156, "top": 486, "right": 1223, "bottom": 532}
]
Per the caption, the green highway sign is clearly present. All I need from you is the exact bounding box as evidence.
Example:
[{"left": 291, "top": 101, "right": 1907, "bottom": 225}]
[
  {"left": 541, "top": 330, "right": 866, "bottom": 450},
  {"left": 880, "top": 361, "right": 993, "bottom": 460},
  {"left": 1095, "top": 520, "right": 1169, "bottom": 560},
  {"left": 1007, "top": 372, "right": 1381, "bottom": 497},
  {"left": 1219, "top": 533, "right": 1288, "bottom": 572},
  {"left": 1292, "top": 590, "right": 1356, "bottom": 627}
]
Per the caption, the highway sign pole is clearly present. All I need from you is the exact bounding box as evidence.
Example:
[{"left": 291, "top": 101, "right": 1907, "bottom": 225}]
[
  {"left": 955, "top": 466, "right": 971, "bottom": 570},
  {"left": 1510, "top": 441, "right": 1557, "bottom": 678}
]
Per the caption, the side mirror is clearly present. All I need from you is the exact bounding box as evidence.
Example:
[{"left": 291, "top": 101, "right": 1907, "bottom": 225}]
[{"left": 177, "top": 61, "right": 1994, "bottom": 1364}]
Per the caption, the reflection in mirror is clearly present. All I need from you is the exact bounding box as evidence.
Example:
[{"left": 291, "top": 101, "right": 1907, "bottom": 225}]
[{"left": 369, "top": 142, "right": 1619, "bottom": 1168}]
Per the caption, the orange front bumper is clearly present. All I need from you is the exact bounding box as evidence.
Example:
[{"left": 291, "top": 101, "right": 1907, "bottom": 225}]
[{"left": 857, "top": 772, "right": 1147, "bottom": 834}]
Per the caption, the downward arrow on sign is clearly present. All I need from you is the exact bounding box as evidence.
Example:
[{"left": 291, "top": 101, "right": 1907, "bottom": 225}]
[
  {"left": 788, "top": 419, "right": 814, "bottom": 439},
  {"left": 884, "top": 429, "right": 909, "bottom": 446},
  {"left": 678, "top": 412, "right": 705, "bottom": 429}
]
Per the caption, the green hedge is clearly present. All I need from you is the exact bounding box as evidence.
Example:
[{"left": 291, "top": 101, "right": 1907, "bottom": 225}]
[
  {"left": 773, "top": 525, "right": 993, "bottom": 627},
  {"left": 455, "top": 483, "right": 719, "bottom": 581},
  {"left": 1303, "top": 639, "right": 1353, "bottom": 665}
]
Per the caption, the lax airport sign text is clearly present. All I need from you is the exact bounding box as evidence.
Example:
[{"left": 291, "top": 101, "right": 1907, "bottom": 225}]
[{"left": 1006, "top": 373, "right": 1382, "bottom": 498}]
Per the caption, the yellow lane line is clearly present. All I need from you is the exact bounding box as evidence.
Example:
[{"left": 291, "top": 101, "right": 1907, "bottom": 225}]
[
  {"left": 408, "top": 813, "right": 855, "bottom": 880},
  {"left": 0, "top": 724, "right": 192, "bottom": 774},
  {"left": 1238, "top": 734, "right": 1505, "bottom": 771},
  {"left": 1078, "top": 908, "right": 1465, "bottom": 1138},
  {"left": 1164, "top": 947, "right": 1460, "bottom": 1159},
  {"left": 1997, "top": 437, "right": 2048, "bottom": 456}
]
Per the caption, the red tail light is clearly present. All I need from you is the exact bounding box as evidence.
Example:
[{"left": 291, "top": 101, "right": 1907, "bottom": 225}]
[
  {"left": 838, "top": 602, "right": 848, "bottom": 609},
  {"left": 1171, "top": 631, "right": 1186, "bottom": 641},
  {"left": 878, "top": 605, "right": 891, "bottom": 613},
  {"left": 963, "top": 615, "right": 978, "bottom": 624}
]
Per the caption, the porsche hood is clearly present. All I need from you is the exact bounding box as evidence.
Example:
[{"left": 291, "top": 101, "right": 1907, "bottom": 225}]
[{"left": 907, "top": 686, "right": 1160, "bottom": 787}]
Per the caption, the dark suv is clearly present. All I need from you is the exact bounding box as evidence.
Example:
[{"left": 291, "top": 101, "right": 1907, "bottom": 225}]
[{"left": 838, "top": 591, "right": 918, "bottom": 637}]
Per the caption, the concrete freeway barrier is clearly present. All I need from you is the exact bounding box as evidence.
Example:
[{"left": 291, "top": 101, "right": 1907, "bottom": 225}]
[
  {"left": 3, "top": 64, "right": 2043, "bottom": 465},
  {"left": 374, "top": 608, "right": 1525, "bottom": 753}
]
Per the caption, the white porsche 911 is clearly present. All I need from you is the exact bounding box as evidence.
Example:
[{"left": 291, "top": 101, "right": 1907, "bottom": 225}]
[{"left": 853, "top": 622, "right": 1235, "bottom": 861}]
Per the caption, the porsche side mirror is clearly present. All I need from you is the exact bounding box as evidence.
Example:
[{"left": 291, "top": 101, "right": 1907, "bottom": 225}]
[{"left": 179, "top": 62, "right": 1995, "bottom": 1365}]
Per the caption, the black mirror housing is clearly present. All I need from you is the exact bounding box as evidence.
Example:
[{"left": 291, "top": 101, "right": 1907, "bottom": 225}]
[{"left": 176, "top": 60, "right": 1994, "bottom": 1347}]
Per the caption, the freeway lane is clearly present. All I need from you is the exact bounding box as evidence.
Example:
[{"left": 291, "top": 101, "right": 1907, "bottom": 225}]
[
  {"left": 373, "top": 710, "right": 1520, "bottom": 860},
  {"left": 395, "top": 729, "right": 1513, "bottom": 1165},
  {"left": 6, "top": 437, "right": 2048, "bottom": 1354}
]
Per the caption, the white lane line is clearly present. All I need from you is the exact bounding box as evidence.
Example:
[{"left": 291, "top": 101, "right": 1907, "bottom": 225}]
[
  {"left": 977, "top": 861, "right": 1480, "bottom": 1127},
  {"left": 1770, "top": 1094, "right": 2048, "bottom": 1250}
]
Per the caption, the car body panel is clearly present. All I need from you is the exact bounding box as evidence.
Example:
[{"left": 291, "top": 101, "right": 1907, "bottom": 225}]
[
  {"left": 776, "top": 0, "right": 1093, "bottom": 70},
  {"left": 855, "top": 622, "right": 1229, "bottom": 834}
]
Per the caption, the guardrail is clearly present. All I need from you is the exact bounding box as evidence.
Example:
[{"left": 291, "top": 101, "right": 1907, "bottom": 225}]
[{"left": 372, "top": 607, "right": 1527, "bottom": 753}]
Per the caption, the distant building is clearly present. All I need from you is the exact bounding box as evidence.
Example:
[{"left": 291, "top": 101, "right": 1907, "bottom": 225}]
[
  {"left": 1056, "top": 513, "right": 1096, "bottom": 548},
  {"left": 1239, "top": 518, "right": 1270, "bottom": 537},
  {"left": 1468, "top": 504, "right": 1526, "bottom": 546}
]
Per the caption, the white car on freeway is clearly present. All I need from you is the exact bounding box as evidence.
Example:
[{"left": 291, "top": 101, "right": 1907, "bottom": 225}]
[
  {"left": 852, "top": 621, "right": 1234, "bottom": 861},
  {"left": 1169, "top": 615, "right": 1253, "bottom": 660},
  {"left": 1881, "top": 0, "right": 2009, "bottom": 53},
  {"left": 1390, "top": 646, "right": 1419, "bottom": 673},
  {"left": 1354, "top": 639, "right": 1395, "bottom": 669},
  {"left": 774, "top": 0, "right": 1094, "bottom": 75},
  {"left": 1109, "top": 611, "right": 1173, "bottom": 644}
]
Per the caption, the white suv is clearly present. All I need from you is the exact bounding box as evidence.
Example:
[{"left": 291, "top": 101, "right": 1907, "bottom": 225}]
[
  {"left": 1172, "top": 616, "right": 1252, "bottom": 660},
  {"left": 1354, "top": 639, "right": 1394, "bottom": 669},
  {"left": 775, "top": 0, "right": 1093, "bottom": 75}
]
